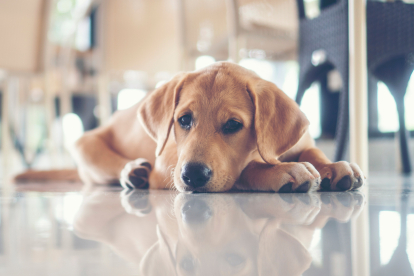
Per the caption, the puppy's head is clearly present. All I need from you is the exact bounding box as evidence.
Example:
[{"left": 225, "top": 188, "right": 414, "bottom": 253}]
[{"left": 139, "top": 62, "right": 308, "bottom": 192}]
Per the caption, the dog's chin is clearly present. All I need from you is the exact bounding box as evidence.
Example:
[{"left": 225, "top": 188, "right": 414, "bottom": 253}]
[
  {"left": 175, "top": 184, "right": 196, "bottom": 193},
  {"left": 174, "top": 181, "right": 234, "bottom": 193},
  {"left": 174, "top": 183, "right": 208, "bottom": 193}
]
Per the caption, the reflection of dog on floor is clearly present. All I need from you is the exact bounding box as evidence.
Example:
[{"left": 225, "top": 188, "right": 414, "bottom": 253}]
[
  {"left": 16, "top": 62, "right": 365, "bottom": 193},
  {"left": 74, "top": 189, "right": 365, "bottom": 276}
]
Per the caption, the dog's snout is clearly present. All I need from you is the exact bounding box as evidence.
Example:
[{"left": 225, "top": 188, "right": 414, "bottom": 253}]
[
  {"left": 181, "top": 163, "right": 212, "bottom": 188},
  {"left": 181, "top": 198, "right": 212, "bottom": 224}
]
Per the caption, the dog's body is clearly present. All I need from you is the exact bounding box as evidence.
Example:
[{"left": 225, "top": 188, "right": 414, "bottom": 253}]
[{"left": 18, "top": 62, "right": 365, "bottom": 192}]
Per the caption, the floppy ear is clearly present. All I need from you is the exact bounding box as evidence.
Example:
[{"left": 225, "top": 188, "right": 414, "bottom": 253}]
[
  {"left": 138, "top": 73, "right": 187, "bottom": 156},
  {"left": 246, "top": 79, "right": 309, "bottom": 164},
  {"left": 257, "top": 224, "right": 312, "bottom": 276},
  {"left": 140, "top": 225, "right": 177, "bottom": 276}
]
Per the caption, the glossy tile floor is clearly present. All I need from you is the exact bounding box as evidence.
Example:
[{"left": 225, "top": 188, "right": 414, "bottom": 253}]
[{"left": 0, "top": 174, "right": 413, "bottom": 276}]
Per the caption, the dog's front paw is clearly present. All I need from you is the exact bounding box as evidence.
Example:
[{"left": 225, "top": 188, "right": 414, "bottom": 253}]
[
  {"left": 318, "top": 161, "right": 365, "bottom": 191},
  {"left": 275, "top": 162, "right": 321, "bottom": 193},
  {"left": 120, "top": 158, "right": 152, "bottom": 189}
]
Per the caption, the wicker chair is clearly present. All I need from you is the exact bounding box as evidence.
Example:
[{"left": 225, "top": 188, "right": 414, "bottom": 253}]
[
  {"left": 367, "top": 0, "right": 414, "bottom": 174},
  {"left": 296, "top": 0, "right": 414, "bottom": 173},
  {"left": 295, "top": 0, "right": 349, "bottom": 162}
]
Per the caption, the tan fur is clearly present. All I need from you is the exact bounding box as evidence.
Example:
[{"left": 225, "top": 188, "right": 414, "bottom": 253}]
[{"left": 14, "top": 62, "right": 365, "bottom": 192}]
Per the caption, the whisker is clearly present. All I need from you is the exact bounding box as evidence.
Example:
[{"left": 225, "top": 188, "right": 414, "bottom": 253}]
[{"left": 162, "top": 165, "right": 175, "bottom": 183}]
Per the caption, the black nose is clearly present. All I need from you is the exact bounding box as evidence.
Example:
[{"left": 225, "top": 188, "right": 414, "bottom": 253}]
[
  {"left": 181, "top": 163, "right": 212, "bottom": 188},
  {"left": 181, "top": 198, "right": 212, "bottom": 224}
]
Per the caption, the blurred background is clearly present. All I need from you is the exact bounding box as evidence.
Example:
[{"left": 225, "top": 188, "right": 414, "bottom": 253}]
[{"left": 0, "top": 0, "right": 413, "bottom": 182}]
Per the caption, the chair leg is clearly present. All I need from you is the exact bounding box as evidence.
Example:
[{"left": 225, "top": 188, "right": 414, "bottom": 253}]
[
  {"left": 373, "top": 57, "right": 414, "bottom": 174},
  {"left": 296, "top": 80, "right": 309, "bottom": 105},
  {"left": 367, "top": 76, "right": 379, "bottom": 134},
  {"left": 334, "top": 84, "right": 349, "bottom": 162},
  {"left": 396, "top": 97, "right": 412, "bottom": 174},
  {"left": 320, "top": 74, "right": 340, "bottom": 138}
]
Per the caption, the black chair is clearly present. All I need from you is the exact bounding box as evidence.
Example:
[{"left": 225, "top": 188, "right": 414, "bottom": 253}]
[
  {"left": 366, "top": 0, "right": 414, "bottom": 174},
  {"left": 296, "top": 0, "right": 349, "bottom": 162},
  {"left": 296, "top": 0, "right": 414, "bottom": 174}
]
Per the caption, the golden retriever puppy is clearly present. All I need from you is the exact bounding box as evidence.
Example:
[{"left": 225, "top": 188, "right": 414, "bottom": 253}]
[{"left": 16, "top": 62, "right": 365, "bottom": 192}]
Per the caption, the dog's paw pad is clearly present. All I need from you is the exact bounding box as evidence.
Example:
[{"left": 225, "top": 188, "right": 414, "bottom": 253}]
[{"left": 279, "top": 182, "right": 293, "bottom": 193}]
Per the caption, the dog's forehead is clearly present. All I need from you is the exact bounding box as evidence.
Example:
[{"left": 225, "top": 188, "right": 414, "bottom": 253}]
[
  {"left": 185, "top": 69, "right": 244, "bottom": 92},
  {"left": 178, "top": 66, "right": 254, "bottom": 112}
]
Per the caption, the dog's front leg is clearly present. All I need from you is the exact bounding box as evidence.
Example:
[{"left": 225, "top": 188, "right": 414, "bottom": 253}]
[
  {"left": 74, "top": 131, "right": 153, "bottom": 189},
  {"left": 298, "top": 148, "right": 365, "bottom": 191},
  {"left": 74, "top": 133, "right": 131, "bottom": 185},
  {"left": 236, "top": 160, "right": 321, "bottom": 193}
]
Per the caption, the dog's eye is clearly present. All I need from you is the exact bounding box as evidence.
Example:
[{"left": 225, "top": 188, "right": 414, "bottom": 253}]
[
  {"left": 223, "top": 119, "right": 243, "bottom": 134},
  {"left": 179, "top": 115, "right": 192, "bottom": 129}
]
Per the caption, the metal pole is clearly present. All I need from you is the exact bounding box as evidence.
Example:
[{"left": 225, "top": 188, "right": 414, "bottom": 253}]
[{"left": 349, "top": 0, "right": 370, "bottom": 275}]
